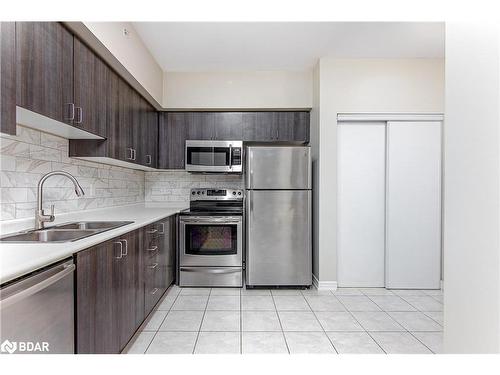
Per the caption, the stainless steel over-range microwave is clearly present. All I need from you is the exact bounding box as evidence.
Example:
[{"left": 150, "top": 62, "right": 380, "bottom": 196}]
[{"left": 185, "top": 140, "right": 243, "bottom": 173}]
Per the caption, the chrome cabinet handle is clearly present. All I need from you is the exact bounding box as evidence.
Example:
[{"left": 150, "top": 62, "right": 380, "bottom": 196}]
[
  {"left": 146, "top": 154, "right": 152, "bottom": 165},
  {"left": 132, "top": 149, "right": 136, "bottom": 161},
  {"left": 159, "top": 223, "right": 165, "bottom": 234},
  {"left": 114, "top": 241, "right": 123, "bottom": 259},
  {"left": 148, "top": 263, "right": 158, "bottom": 269},
  {"left": 150, "top": 288, "right": 158, "bottom": 295},
  {"left": 75, "top": 107, "right": 83, "bottom": 124},
  {"left": 147, "top": 245, "right": 158, "bottom": 252},
  {"left": 127, "top": 148, "right": 133, "bottom": 160},
  {"left": 65, "top": 103, "right": 75, "bottom": 121},
  {"left": 146, "top": 228, "right": 158, "bottom": 234},
  {"left": 120, "top": 239, "right": 128, "bottom": 256}
]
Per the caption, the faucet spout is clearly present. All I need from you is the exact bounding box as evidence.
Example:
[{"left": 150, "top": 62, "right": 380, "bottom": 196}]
[{"left": 35, "top": 171, "right": 85, "bottom": 230}]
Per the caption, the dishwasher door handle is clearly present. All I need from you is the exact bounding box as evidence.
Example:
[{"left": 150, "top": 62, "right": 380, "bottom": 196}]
[{"left": 0, "top": 264, "right": 75, "bottom": 310}]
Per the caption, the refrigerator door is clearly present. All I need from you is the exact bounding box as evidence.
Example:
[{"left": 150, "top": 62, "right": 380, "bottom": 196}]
[
  {"left": 246, "top": 146, "right": 311, "bottom": 189},
  {"left": 246, "top": 190, "right": 312, "bottom": 286}
]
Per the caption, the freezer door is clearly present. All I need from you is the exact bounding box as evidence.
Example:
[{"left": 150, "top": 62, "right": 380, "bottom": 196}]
[
  {"left": 246, "top": 146, "right": 311, "bottom": 189},
  {"left": 246, "top": 190, "right": 312, "bottom": 286}
]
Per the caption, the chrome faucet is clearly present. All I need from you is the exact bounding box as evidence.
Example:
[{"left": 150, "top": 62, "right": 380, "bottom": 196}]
[{"left": 35, "top": 171, "right": 85, "bottom": 230}]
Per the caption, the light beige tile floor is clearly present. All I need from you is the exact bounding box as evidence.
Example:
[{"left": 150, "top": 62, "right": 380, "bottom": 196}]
[{"left": 123, "top": 285, "right": 443, "bottom": 354}]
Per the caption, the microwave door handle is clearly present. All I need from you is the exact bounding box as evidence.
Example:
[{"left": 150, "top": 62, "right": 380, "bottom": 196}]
[{"left": 229, "top": 144, "right": 232, "bottom": 170}]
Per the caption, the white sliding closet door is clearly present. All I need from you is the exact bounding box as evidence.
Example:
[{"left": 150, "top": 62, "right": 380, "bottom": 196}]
[
  {"left": 385, "top": 121, "right": 441, "bottom": 289},
  {"left": 338, "top": 123, "right": 386, "bottom": 287}
]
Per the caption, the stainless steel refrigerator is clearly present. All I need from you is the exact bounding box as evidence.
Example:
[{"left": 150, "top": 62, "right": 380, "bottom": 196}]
[{"left": 245, "top": 146, "right": 312, "bottom": 287}]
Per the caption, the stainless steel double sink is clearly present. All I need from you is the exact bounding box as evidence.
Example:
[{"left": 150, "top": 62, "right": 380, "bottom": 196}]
[{"left": 0, "top": 221, "right": 133, "bottom": 243}]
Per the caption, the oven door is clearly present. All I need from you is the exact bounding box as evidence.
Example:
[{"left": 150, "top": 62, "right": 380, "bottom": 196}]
[
  {"left": 185, "top": 141, "right": 242, "bottom": 173},
  {"left": 179, "top": 216, "right": 242, "bottom": 267}
]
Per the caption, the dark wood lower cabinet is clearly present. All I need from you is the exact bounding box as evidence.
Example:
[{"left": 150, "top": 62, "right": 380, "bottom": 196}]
[
  {"left": 75, "top": 216, "right": 176, "bottom": 354},
  {"left": 144, "top": 216, "right": 175, "bottom": 314}
]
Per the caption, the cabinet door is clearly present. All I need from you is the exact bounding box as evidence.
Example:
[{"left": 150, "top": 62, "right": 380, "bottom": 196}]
[
  {"left": 214, "top": 112, "right": 243, "bottom": 140},
  {"left": 337, "top": 123, "right": 386, "bottom": 287},
  {"left": 0, "top": 22, "right": 16, "bottom": 135},
  {"left": 75, "top": 239, "right": 121, "bottom": 354},
  {"left": 385, "top": 121, "right": 442, "bottom": 289},
  {"left": 187, "top": 112, "right": 215, "bottom": 140},
  {"left": 165, "top": 216, "right": 176, "bottom": 287},
  {"left": 16, "top": 22, "right": 73, "bottom": 124},
  {"left": 242, "top": 112, "right": 278, "bottom": 141},
  {"left": 116, "top": 230, "right": 141, "bottom": 349},
  {"left": 118, "top": 78, "right": 134, "bottom": 162},
  {"left": 277, "top": 112, "right": 310, "bottom": 143},
  {"left": 105, "top": 69, "right": 121, "bottom": 159},
  {"left": 146, "top": 108, "right": 159, "bottom": 168},
  {"left": 159, "top": 112, "right": 187, "bottom": 169},
  {"left": 73, "top": 38, "right": 107, "bottom": 137}
]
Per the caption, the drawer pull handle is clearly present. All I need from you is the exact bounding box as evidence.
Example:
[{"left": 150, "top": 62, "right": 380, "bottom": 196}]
[
  {"left": 146, "top": 229, "right": 158, "bottom": 234},
  {"left": 148, "top": 263, "right": 158, "bottom": 269},
  {"left": 150, "top": 288, "right": 158, "bottom": 295},
  {"left": 147, "top": 246, "right": 158, "bottom": 252}
]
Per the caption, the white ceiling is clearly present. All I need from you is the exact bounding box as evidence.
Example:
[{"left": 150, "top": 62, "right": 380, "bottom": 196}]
[{"left": 132, "top": 22, "right": 445, "bottom": 72}]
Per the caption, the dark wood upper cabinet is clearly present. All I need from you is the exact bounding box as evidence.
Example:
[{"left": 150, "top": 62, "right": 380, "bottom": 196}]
[
  {"left": 73, "top": 38, "right": 107, "bottom": 137},
  {"left": 0, "top": 22, "right": 16, "bottom": 135},
  {"left": 242, "top": 112, "right": 278, "bottom": 141},
  {"left": 16, "top": 22, "right": 74, "bottom": 124},
  {"left": 276, "top": 111, "right": 310, "bottom": 142},
  {"left": 214, "top": 112, "right": 243, "bottom": 140},
  {"left": 187, "top": 112, "right": 214, "bottom": 140},
  {"left": 145, "top": 104, "right": 159, "bottom": 168},
  {"left": 159, "top": 112, "right": 187, "bottom": 169}
]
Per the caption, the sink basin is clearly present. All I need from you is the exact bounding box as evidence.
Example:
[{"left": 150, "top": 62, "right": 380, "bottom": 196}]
[
  {"left": 0, "top": 229, "right": 99, "bottom": 243},
  {"left": 52, "top": 221, "right": 133, "bottom": 230},
  {"left": 0, "top": 221, "right": 134, "bottom": 243}
]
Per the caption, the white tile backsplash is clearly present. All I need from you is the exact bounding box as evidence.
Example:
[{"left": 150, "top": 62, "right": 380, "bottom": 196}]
[
  {"left": 1, "top": 125, "right": 244, "bottom": 221},
  {"left": 0, "top": 125, "right": 145, "bottom": 221},
  {"left": 145, "top": 171, "right": 243, "bottom": 202}
]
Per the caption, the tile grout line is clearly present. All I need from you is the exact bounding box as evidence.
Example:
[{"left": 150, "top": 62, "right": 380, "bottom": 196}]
[
  {"left": 142, "top": 285, "right": 181, "bottom": 354},
  {"left": 302, "top": 294, "right": 339, "bottom": 354},
  {"left": 361, "top": 291, "right": 436, "bottom": 354},
  {"left": 270, "top": 291, "right": 290, "bottom": 354},
  {"left": 333, "top": 293, "right": 387, "bottom": 354},
  {"left": 397, "top": 293, "right": 444, "bottom": 328},
  {"left": 192, "top": 288, "right": 212, "bottom": 354}
]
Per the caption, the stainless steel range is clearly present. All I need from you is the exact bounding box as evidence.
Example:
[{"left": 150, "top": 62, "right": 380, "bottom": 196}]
[{"left": 178, "top": 188, "right": 243, "bottom": 287}]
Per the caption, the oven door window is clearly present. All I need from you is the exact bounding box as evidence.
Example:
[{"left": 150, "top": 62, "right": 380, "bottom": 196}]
[{"left": 185, "top": 224, "right": 237, "bottom": 255}]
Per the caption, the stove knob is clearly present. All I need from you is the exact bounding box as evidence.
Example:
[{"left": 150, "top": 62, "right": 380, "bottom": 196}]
[
  {"left": 197, "top": 191, "right": 201, "bottom": 195},
  {"left": 238, "top": 192, "right": 242, "bottom": 195},
  {"left": 192, "top": 191, "right": 195, "bottom": 195},
  {"left": 202, "top": 191, "right": 205, "bottom": 194},
  {"left": 232, "top": 191, "right": 236, "bottom": 195}
]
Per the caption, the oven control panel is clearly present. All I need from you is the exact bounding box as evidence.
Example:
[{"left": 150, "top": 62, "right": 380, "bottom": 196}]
[{"left": 190, "top": 188, "right": 243, "bottom": 200}]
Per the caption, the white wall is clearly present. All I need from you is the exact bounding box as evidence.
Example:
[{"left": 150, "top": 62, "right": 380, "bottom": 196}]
[
  {"left": 314, "top": 58, "right": 444, "bottom": 284},
  {"left": 443, "top": 23, "right": 500, "bottom": 353},
  {"left": 163, "top": 71, "right": 313, "bottom": 109},
  {"left": 84, "top": 22, "right": 164, "bottom": 104}
]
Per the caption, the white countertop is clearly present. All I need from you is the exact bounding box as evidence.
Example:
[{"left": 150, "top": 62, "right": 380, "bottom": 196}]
[{"left": 0, "top": 202, "right": 188, "bottom": 285}]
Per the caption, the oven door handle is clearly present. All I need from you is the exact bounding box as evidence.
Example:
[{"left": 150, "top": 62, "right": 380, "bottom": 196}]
[{"left": 180, "top": 267, "right": 241, "bottom": 275}]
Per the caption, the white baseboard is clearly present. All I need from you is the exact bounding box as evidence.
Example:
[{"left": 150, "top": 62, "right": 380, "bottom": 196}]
[{"left": 312, "top": 274, "right": 338, "bottom": 291}]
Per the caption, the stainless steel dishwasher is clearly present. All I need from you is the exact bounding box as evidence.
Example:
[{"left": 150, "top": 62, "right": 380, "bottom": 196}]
[{"left": 0, "top": 259, "right": 75, "bottom": 354}]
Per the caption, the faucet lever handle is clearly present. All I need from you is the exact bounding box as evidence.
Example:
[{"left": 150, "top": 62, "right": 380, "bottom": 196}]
[{"left": 49, "top": 204, "right": 55, "bottom": 216}]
